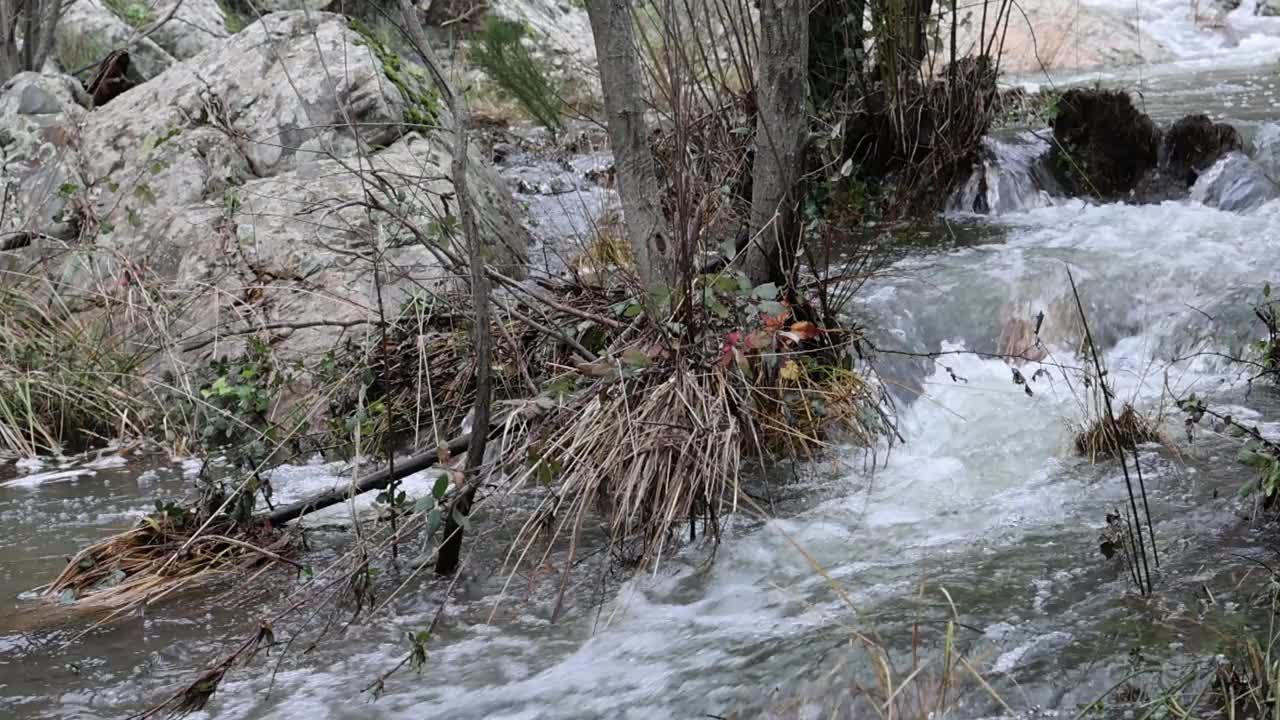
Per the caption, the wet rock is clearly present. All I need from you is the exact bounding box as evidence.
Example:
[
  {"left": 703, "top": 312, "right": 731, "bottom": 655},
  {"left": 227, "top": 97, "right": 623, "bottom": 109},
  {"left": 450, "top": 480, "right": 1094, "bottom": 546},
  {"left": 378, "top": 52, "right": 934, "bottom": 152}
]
[
  {"left": 1191, "top": 152, "right": 1280, "bottom": 212},
  {"left": 1050, "top": 88, "right": 1159, "bottom": 199},
  {"left": 1260, "top": 0, "right": 1280, "bottom": 16},
  {"left": 1250, "top": 123, "right": 1280, "bottom": 181},
  {"left": 1163, "top": 114, "right": 1242, "bottom": 186}
]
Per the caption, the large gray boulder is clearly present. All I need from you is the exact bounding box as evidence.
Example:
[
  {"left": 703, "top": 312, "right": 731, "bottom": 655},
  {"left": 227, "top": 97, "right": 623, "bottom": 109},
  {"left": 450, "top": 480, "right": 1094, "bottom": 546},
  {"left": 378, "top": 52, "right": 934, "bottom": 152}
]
[
  {"left": 0, "top": 73, "right": 89, "bottom": 251},
  {"left": 149, "top": 0, "right": 232, "bottom": 60},
  {"left": 2, "top": 11, "right": 528, "bottom": 363}
]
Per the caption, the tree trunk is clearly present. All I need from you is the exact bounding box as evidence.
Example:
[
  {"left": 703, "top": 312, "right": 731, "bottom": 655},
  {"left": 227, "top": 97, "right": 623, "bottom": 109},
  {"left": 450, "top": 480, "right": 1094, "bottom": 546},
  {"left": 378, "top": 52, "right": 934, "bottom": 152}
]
[
  {"left": 586, "top": 0, "right": 673, "bottom": 294},
  {"left": 1, "top": 0, "right": 67, "bottom": 84},
  {"left": 742, "top": 0, "right": 809, "bottom": 287},
  {"left": 397, "top": 0, "right": 491, "bottom": 577}
]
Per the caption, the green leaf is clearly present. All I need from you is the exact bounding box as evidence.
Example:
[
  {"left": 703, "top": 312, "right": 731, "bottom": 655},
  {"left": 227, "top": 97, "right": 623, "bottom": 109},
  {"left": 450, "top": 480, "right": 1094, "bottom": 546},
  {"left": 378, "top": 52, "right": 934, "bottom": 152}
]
[
  {"left": 432, "top": 474, "right": 449, "bottom": 500},
  {"left": 713, "top": 275, "right": 739, "bottom": 294},
  {"left": 426, "top": 508, "right": 442, "bottom": 534},
  {"left": 413, "top": 496, "right": 434, "bottom": 514},
  {"left": 57, "top": 182, "right": 79, "bottom": 197},
  {"left": 623, "top": 303, "right": 643, "bottom": 319},
  {"left": 1240, "top": 445, "right": 1271, "bottom": 468},
  {"left": 1266, "top": 283, "right": 1273, "bottom": 299},
  {"left": 452, "top": 507, "right": 471, "bottom": 531},
  {"left": 719, "top": 238, "right": 737, "bottom": 260}
]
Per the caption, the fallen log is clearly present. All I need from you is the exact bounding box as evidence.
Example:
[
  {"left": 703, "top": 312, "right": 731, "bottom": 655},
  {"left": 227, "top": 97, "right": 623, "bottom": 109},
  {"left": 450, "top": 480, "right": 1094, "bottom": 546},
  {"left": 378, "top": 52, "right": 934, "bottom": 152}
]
[{"left": 264, "top": 432, "right": 473, "bottom": 526}]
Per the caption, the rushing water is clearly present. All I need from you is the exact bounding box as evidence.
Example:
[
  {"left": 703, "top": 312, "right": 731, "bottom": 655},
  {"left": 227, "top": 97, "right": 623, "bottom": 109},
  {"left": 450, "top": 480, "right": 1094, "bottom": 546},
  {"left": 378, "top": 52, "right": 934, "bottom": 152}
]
[{"left": 8, "top": 17, "right": 1280, "bottom": 720}]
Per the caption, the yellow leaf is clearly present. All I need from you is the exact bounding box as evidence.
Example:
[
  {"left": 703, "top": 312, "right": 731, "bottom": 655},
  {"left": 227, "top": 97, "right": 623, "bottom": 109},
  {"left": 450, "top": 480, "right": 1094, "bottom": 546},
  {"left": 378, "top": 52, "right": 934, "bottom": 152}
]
[{"left": 780, "top": 359, "right": 801, "bottom": 382}]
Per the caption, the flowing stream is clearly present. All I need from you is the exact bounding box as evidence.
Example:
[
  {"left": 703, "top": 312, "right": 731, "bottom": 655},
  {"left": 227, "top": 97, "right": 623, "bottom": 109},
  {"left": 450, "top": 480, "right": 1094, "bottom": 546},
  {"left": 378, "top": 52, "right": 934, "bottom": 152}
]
[{"left": 7, "top": 21, "right": 1280, "bottom": 720}]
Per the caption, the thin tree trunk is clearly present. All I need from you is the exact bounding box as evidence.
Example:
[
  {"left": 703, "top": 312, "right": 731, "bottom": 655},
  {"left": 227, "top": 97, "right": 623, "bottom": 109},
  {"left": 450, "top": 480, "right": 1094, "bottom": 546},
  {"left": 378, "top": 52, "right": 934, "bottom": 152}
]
[
  {"left": 742, "top": 0, "right": 809, "bottom": 287},
  {"left": 0, "top": 0, "right": 66, "bottom": 84},
  {"left": 397, "top": 0, "right": 491, "bottom": 576},
  {"left": 586, "top": 0, "right": 673, "bottom": 294}
]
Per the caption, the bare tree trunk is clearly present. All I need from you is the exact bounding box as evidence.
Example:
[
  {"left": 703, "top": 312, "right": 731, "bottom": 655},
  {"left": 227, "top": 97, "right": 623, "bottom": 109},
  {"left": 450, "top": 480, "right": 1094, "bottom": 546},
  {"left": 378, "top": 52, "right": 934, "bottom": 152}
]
[
  {"left": 396, "top": 0, "right": 491, "bottom": 576},
  {"left": 1, "top": 0, "right": 68, "bottom": 85},
  {"left": 742, "top": 0, "right": 809, "bottom": 287},
  {"left": 586, "top": 0, "right": 673, "bottom": 294}
]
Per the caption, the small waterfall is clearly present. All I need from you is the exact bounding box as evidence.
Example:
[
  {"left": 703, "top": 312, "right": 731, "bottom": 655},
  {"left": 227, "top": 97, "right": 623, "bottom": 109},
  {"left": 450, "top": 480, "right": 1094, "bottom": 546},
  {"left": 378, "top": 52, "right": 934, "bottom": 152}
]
[{"left": 950, "top": 131, "right": 1062, "bottom": 215}]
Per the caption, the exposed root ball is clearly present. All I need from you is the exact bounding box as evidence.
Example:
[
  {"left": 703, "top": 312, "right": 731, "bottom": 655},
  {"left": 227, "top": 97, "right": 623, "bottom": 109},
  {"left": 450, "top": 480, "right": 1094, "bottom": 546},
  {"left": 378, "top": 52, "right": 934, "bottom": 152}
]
[{"left": 1073, "top": 404, "right": 1161, "bottom": 460}]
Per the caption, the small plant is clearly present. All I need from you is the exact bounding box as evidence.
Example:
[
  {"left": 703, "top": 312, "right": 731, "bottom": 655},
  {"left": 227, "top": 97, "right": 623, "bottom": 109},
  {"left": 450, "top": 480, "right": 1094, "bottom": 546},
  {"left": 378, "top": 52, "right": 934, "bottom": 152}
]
[
  {"left": 469, "top": 17, "right": 563, "bottom": 135},
  {"left": 216, "top": 0, "right": 250, "bottom": 33},
  {"left": 104, "top": 0, "right": 153, "bottom": 30},
  {"left": 1253, "top": 283, "right": 1280, "bottom": 381}
]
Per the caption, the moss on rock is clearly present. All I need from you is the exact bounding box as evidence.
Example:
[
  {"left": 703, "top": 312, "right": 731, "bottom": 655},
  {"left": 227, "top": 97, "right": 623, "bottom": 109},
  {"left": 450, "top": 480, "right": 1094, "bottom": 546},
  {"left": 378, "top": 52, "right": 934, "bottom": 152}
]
[{"left": 349, "top": 18, "right": 440, "bottom": 131}]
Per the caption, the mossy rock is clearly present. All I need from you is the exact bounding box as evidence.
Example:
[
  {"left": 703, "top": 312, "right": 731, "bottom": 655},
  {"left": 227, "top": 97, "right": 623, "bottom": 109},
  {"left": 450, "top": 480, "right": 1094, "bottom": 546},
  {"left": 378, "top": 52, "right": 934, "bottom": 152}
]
[{"left": 349, "top": 18, "right": 441, "bottom": 131}]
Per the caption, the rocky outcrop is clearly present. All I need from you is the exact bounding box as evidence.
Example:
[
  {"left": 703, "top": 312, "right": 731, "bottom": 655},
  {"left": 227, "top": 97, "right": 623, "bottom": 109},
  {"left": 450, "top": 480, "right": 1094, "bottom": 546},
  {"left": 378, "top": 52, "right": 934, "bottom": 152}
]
[
  {"left": 148, "top": 0, "right": 232, "bottom": 60},
  {"left": 1050, "top": 89, "right": 1159, "bottom": 199},
  {"left": 938, "top": 0, "right": 1172, "bottom": 74},
  {"left": 1, "top": 11, "right": 528, "bottom": 361}
]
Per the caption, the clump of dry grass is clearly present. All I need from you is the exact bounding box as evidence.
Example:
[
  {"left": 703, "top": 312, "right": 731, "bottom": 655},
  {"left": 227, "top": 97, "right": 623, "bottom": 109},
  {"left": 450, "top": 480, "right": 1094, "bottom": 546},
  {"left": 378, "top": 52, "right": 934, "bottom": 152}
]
[
  {"left": 567, "top": 207, "right": 634, "bottom": 276},
  {"left": 0, "top": 282, "right": 152, "bottom": 456},
  {"left": 38, "top": 503, "right": 290, "bottom": 624},
  {"left": 501, "top": 307, "right": 888, "bottom": 576},
  {"left": 1073, "top": 403, "right": 1164, "bottom": 461}
]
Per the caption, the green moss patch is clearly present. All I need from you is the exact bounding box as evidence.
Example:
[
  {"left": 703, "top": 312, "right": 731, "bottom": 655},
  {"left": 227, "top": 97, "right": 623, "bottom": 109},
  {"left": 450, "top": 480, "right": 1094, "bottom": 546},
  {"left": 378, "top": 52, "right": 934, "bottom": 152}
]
[{"left": 349, "top": 18, "right": 441, "bottom": 131}]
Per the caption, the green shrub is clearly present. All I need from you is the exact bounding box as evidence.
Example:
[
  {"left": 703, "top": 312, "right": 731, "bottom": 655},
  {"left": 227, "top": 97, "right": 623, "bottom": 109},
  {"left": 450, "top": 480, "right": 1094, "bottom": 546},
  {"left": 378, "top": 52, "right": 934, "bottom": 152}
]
[
  {"left": 104, "top": 0, "right": 153, "bottom": 30},
  {"left": 470, "top": 17, "right": 563, "bottom": 135}
]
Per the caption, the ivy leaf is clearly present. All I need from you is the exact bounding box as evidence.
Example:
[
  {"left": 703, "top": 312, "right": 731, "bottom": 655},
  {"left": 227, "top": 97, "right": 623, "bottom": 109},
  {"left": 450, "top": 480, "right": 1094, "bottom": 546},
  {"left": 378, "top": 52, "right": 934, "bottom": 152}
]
[
  {"left": 432, "top": 474, "right": 449, "bottom": 500},
  {"left": 413, "top": 496, "right": 434, "bottom": 514},
  {"left": 426, "top": 508, "right": 442, "bottom": 534}
]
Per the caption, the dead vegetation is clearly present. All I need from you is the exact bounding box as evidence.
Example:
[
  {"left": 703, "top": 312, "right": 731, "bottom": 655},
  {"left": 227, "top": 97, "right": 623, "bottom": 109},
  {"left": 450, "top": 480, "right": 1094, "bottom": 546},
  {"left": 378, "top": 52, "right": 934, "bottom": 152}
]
[
  {"left": 41, "top": 500, "right": 290, "bottom": 625},
  {"left": 1074, "top": 402, "right": 1164, "bottom": 461}
]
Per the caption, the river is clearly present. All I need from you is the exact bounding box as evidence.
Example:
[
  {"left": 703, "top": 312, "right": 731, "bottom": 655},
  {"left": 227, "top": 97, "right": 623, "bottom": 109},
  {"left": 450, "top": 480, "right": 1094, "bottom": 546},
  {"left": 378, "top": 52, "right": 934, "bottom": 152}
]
[{"left": 6, "top": 13, "right": 1280, "bottom": 720}]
